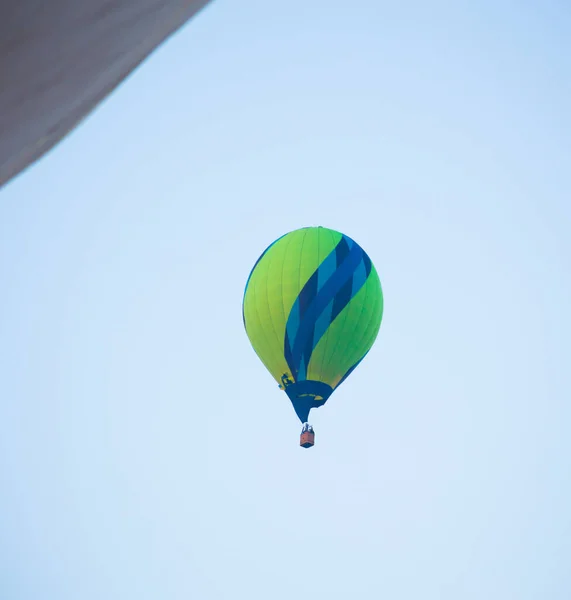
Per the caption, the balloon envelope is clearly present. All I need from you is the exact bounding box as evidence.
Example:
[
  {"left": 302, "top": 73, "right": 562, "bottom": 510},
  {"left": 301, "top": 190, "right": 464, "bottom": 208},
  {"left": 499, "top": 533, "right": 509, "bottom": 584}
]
[{"left": 242, "top": 226, "right": 383, "bottom": 423}]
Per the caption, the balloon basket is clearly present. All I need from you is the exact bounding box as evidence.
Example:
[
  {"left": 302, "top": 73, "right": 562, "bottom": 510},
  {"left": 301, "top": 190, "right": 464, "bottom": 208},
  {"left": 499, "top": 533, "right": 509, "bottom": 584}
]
[{"left": 300, "top": 430, "right": 315, "bottom": 448}]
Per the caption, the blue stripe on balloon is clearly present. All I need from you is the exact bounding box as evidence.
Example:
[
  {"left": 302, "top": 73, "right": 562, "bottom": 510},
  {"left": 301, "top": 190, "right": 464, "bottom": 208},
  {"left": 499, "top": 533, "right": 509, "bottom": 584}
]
[
  {"left": 335, "top": 236, "right": 351, "bottom": 266},
  {"left": 298, "top": 269, "right": 318, "bottom": 319},
  {"left": 289, "top": 240, "right": 363, "bottom": 378},
  {"left": 284, "top": 235, "right": 375, "bottom": 382},
  {"left": 363, "top": 251, "right": 372, "bottom": 278},
  {"left": 286, "top": 298, "right": 301, "bottom": 343},
  {"left": 352, "top": 259, "right": 368, "bottom": 297},
  {"left": 285, "top": 298, "right": 300, "bottom": 370},
  {"left": 317, "top": 250, "right": 337, "bottom": 291},
  {"left": 312, "top": 298, "right": 334, "bottom": 355},
  {"left": 298, "top": 354, "right": 307, "bottom": 381},
  {"left": 284, "top": 238, "right": 346, "bottom": 379},
  {"left": 331, "top": 272, "right": 354, "bottom": 324},
  {"left": 302, "top": 253, "right": 372, "bottom": 379}
]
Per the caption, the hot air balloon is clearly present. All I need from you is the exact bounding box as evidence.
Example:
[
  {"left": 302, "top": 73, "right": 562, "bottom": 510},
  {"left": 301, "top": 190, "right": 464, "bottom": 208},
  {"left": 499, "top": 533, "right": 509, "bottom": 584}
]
[{"left": 242, "top": 226, "right": 384, "bottom": 448}]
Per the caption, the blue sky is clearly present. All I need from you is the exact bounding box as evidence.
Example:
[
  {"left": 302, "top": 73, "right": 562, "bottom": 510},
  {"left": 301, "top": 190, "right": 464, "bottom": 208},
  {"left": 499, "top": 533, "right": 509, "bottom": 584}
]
[{"left": 1, "top": 1, "right": 570, "bottom": 598}]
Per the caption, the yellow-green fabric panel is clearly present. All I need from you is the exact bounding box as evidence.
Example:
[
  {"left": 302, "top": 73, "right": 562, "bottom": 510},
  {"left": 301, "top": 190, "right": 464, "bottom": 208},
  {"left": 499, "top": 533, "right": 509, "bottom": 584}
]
[
  {"left": 243, "top": 240, "right": 288, "bottom": 382},
  {"left": 243, "top": 227, "right": 342, "bottom": 384}
]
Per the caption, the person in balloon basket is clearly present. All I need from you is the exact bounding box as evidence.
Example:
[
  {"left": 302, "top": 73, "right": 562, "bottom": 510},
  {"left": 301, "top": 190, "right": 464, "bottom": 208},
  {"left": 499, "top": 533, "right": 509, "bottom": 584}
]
[{"left": 300, "top": 423, "right": 315, "bottom": 448}]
